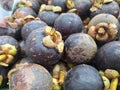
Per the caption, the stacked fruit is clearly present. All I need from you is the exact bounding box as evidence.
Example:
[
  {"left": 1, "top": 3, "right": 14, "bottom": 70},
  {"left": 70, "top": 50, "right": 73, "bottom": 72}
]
[{"left": 1, "top": 0, "right": 120, "bottom": 90}]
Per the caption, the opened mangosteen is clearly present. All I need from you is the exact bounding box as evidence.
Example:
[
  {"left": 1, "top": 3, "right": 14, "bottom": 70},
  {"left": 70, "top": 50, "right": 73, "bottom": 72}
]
[
  {"left": 25, "top": 26, "right": 64, "bottom": 68},
  {"left": 54, "top": 13, "right": 83, "bottom": 39},
  {"left": 88, "top": 13, "right": 120, "bottom": 45},
  {"left": 63, "top": 64, "right": 103, "bottom": 90},
  {"left": 38, "top": 11, "right": 59, "bottom": 27},
  {"left": 64, "top": 33, "right": 97, "bottom": 64},
  {"left": 13, "top": 7, "right": 37, "bottom": 19},
  {"left": 0, "top": 36, "right": 20, "bottom": 67},
  {"left": 95, "top": 41, "right": 120, "bottom": 73},
  {"left": 8, "top": 63, "right": 52, "bottom": 90},
  {"left": 21, "top": 20, "right": 47, "bottom": 40},
  {"left": 48, "top": 0, "right": 67, "bottom": 12},
  {"left": 66, "top": 0, "right": 94, "bottom": 19},
  {"left": 90, "top": 0, "right": 120, "bottom": 18}
]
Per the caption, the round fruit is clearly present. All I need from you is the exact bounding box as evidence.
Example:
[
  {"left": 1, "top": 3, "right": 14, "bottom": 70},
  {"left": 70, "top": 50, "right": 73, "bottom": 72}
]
[
  {"left": 63, "top": 64, "right": 103, "bottom": 90},
  {"left": 64, "top": 33, "right": 97, "bottom": 64},
  {"left": 25, "top": 26, "right": 64, "bottom": 67},
  {"left": 13, "top": 7, "right": 37, "bottom": 19},
  {"left": 0, "top": 36, "right": 20, "bottom": 67},
  {"left": 95, "top": 41, "right": 120, "bottom": 72},
  {"left": 21, "top": 20, "right": 47, "bottom": 40},
  {"left": 54, "top": 13, "right": 83, "bottom": 39},
  {"left": 88, "top": 13, "right": 120, "bottom": 44},
  {"left": 38, "top": 11, "right": 59, "bottom": 26},
  {"left": 9, "top": 64, "right": 52, "bottom": 90},
  {"left": 90, "top": 1, "right": 120, "bottom": 18}
]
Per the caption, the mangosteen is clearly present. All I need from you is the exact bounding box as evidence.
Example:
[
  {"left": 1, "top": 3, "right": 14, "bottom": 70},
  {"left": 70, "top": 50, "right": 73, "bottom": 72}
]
[
  {"left": 21, "top": 20, "right": 47, "bottom": 40},
  {"left": 54, "top": 13, "right": 83, "bottom": 39},
  {"left": 48, "top": 0, "right": 67, "bottom": 12},
  {"left": 90, "top": 0, "right": 120, "bottom": 18},
  {"left": 88, "top": 13, "right": 120, "bottom": 45},
  {"left": 17, "top": 0, "right": 40, "bottom": 13},
  {"left": 13, "top": 7, "right": 37, "bottom": 19},
  {"left": 66, "top": 0, "right": 94, "bottom": 19},
  {"left": 38, "top": 11, "right": 59, "bottom": 26},
  {"left": 25, "top": 26, "right": 64, "bottom": 68},
  {"left": 63, "top": 64, "right": 103, "bottom": 90},
  {"left": 64, "top": 33, "right": 97, "bottom": 64},
  {"left": 95, "top": 41, "right": 120, "bottom": 73},
  {"left": 8, "top": 63, "right": 52, "bottom": 90},
  {"left": 0, "top": 36, "right": 20, "bottom": 67}
]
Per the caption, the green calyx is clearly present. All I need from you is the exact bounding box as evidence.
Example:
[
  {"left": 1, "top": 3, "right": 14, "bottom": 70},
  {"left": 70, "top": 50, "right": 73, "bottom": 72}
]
[{"left": 0, "top": 44, "right": 17, "bottom": 67}]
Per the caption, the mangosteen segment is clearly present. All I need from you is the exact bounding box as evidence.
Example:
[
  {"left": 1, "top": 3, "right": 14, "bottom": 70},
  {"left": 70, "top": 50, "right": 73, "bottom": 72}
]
[
  {"left": 0, "top": 44, "right": 17, "bottom": 67},
  {"left": 88, "top": 22, "right": 118, "bottom": 42},
  {"left": 42, "top": 26, "right": 64, "bottom": 54}
]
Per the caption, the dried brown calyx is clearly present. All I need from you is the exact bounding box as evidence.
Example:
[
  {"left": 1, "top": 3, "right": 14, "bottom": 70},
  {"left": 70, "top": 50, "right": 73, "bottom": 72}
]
[
  {"left": 90, "top": 0, "right": 113, "bottom": 12},
  {"left": 39, "top": 4, "right": 62, "bottom": 12},
  {"left": 88, "top": 22, "right": 118, "bottom": 42},
  {"left": 17, "top": 0, "right": 32, "bottom": 8},
  {"left": 52, "top": 63, "right": 67, "bottom": 90},
  {"left": 0, "top": 44, "right": 17, "bottom": 67},
  {"left": 42, "top": 26, "right": 64, "bottom": 54}
]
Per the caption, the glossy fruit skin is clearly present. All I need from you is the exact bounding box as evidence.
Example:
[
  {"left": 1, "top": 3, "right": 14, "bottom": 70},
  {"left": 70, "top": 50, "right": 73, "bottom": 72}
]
[
  {"left": 13, "top": 7, "right": 37, "bottom": 19},
  {"left": 21, "top": 20, "right": 47, "bottom": 41},
  {"left": 48, "top": 0, "right": 67, "bottom": 12},
  {"left": 38, "top": 11, "right": 59, "bottom": 26},
  {"left": 63, "top": 64, "right": 103, "bottom": 90},
  {"left": 64, "top": 33, "right": 97, "bottom": 64},
  {"left": 95, "top": 41, "right": 120, "bottom": 72},
  {"left": 25, "top": 29, "right": 61, "bottom": 68},
  {"left": 54, "top": 13, "right": 83, "bottom": 39},
  {"left": 90, "top": 1, "right": 120, "bottom": 18},
  {"left": 0, "top": 36, "right": 20, "bottom": 66},
  {"left": 9, "top": 64, "right": 52, "bottom": 90}
]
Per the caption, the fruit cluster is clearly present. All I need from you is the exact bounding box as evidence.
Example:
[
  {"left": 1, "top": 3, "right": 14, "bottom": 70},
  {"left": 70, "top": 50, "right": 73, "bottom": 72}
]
[{"left": 0, "top": 0, "right": 120, "bottom": 90}]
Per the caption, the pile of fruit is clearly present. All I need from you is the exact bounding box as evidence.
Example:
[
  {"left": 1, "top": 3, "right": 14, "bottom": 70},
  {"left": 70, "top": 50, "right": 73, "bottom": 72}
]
[{"left": 1, "top": 0, "right": 120, "bottom": 90}]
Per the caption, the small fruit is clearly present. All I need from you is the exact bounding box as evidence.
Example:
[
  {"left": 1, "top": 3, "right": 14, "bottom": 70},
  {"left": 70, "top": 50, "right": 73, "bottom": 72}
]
[
  {"left": 54, "top": 13, "right": 83, "bottom": 39},
  {"left": 64, "top": 33, "right": 97, "bottom": 64},
  {"left": 95, "top": 41, "right": 120, "bottom": 72},
  {"left": 8, "top": 64, "right": 52, "bottom": 90},
  {"left": 63, "top": 64, "right": 103, "bottom": 90}
]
